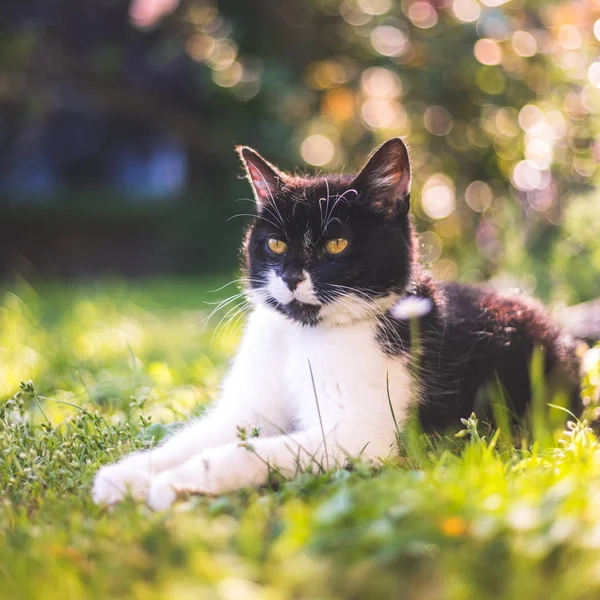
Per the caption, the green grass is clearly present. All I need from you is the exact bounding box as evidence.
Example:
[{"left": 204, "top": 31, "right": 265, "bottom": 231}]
[{"left": 2, "top": 278, "right": 600, "bottom": 600}]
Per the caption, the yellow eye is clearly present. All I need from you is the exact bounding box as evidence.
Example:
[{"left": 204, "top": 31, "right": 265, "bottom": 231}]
[
  {"left": 324, "top": 238, "right": 349, "bottom": 255},
  {"left": 267, "top": 238, "right": 288, "bottom": 255}
]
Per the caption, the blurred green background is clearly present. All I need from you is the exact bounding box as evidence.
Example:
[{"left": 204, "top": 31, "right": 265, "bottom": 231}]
[{"left": 1, "top": 0, "right": 600, "bottom": 306}]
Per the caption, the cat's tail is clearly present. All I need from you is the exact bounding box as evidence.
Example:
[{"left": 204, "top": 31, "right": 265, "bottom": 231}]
[{"left": 558, "top": 298, "right": 600, "bottom": 344}]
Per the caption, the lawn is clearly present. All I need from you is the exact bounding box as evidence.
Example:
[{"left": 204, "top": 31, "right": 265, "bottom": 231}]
[{"left": 2, "top": 277, "right": 600, "bottom": 600}]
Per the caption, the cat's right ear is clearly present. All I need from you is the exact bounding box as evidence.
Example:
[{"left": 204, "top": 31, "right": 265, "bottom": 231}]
[{"left": 236, "top": 146, "right": 288, "bottom": 209}]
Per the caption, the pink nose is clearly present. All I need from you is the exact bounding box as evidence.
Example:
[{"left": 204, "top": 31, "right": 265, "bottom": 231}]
[{"left": 282, "top": 271, "right": 306, "bottom": 291}]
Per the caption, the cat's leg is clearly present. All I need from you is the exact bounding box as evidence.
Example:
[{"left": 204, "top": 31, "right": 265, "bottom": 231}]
[
  {"left": 93, "top": 307, "right": 290, "bottom": 505},
  {"left": 143, "top": 329, "right": 412, "bottom": 509},
  {"left": 146, "top": 422, "right": 398, "bottom": 510},
  {"left": 92, "top": 405, "right": 285, "bottom": 505}
]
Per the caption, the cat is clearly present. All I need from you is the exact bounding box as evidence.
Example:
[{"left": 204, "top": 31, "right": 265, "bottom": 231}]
[{"left": 93, "top": 137, "right": 588, "bottom": 510}]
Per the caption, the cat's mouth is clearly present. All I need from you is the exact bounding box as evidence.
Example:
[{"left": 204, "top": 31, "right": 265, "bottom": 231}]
[
  {"left": 263, "top": 292, "right": 400, "bottom": 327},
  {"left": 265, "top": 297, "right": 322, "bottom": 326},
  {"left": 250, "top": 276, "right": 400, "bottom": 326}
]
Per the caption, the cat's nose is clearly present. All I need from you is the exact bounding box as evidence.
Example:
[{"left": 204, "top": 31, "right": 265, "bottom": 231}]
[{"left": 281, "top": 269, "right": 306, "bottom": 291}]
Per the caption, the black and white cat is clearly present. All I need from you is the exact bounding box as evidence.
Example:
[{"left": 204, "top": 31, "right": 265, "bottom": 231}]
[{"left": 93, "top": 138, "right": 586, "bottom": 510}]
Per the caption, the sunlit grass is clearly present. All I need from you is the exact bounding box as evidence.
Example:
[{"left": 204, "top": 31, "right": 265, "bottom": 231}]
[{"left": 1, "top": 278, "right": 600, "bottom": 600}]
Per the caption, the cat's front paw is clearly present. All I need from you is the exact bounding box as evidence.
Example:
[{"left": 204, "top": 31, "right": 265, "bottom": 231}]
[
  {"left": 146, "top": 455, "right": 219, "bottom": 510},
  {"left": 146, "top": 447, "right": 259, "bottom": 510},
  {"left": 92, "top": 454, "right": 153, "bottom": 505},
  {"left": 147, "top": 467, "right": 216, "bottom": 511},
  {"left": 146, "top": 471, "right": 180, "bottom": 511}
]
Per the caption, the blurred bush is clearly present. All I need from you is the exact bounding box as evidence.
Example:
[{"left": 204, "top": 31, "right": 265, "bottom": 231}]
[{"left": 1, "top": 0, "right": 599, "bottom": 303}]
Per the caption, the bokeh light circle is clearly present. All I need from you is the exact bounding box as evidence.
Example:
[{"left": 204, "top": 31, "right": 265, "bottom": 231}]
[{"left": 300, "top": 135, "right": 336, "bottom": 166}]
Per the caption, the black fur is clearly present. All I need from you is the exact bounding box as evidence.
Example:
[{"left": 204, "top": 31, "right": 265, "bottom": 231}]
[
  {"left": 237, "top": 138, "right": 585, "bottom": 432},
  {"left": 377, "top": 275, "right": 582, "bottom": 429}
]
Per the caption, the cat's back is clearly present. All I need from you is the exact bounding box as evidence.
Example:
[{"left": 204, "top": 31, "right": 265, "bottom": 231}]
[
  {"left": 416, "top": 280, "right": 581, "bottom": 430},
  {"left": 436, "top": 281, "right": 576, "bottom": 360}
]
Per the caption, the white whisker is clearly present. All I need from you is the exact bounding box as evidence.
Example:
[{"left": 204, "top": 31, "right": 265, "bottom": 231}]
[{"left": 227, "top": 213, "right": 282, "bottom": 231}]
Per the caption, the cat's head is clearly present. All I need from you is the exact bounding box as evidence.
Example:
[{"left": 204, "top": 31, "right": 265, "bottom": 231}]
[{"left": 237, "top": 138, "right": 416, "bottom": 326}]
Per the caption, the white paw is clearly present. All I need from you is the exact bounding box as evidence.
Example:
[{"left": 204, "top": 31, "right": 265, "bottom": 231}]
[
  {"left": 92, "top": 455, "right": 152, "bottom": 505},
  {"left": 147, "top": 453, "right": 226, "bottom": 510},
  {"left": 147, "top": 472, "right": 179, "bottom": 511},
  {"left": 146, "top": 448, "right": 257, "bottom": 509}
]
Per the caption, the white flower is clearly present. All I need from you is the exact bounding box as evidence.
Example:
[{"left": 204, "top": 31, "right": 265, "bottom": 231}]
[
  {"left": 390, "top": 296, "right": 433, "bottom": 320},
  {"left": 583, "top": 346, "right": 600, "bottom": 374}
]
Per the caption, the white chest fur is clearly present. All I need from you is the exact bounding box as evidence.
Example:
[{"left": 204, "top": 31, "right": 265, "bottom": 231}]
[{"left": 261, "top": 309, "right": 413, "bottom": 439}]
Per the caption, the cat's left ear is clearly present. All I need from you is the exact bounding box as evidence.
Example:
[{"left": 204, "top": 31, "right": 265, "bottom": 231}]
[
  {"left": 352, "top": 138, "right": 411, "bottom": 218},
  {"left": 236, "top": 146, "right": 288, "bottom": 209}
]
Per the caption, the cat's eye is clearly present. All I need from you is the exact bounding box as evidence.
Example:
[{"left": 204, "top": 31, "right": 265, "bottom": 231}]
[
  {"left": 324, "top": 238, "right": 349, "bottom": 255},
  {"left": 267, "top": 238, "right": 288, "bottom": 255}
]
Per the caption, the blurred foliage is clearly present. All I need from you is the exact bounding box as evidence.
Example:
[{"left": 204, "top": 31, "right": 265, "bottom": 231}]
[
  {"left": 0, "top": 277, "right": 236, "bottom": 404},
  {"left": 1, "top": 0, "right": 600, "bottom": 298},
  {"left": 1, "top": 280, "right": 600, "bottom": 599}
]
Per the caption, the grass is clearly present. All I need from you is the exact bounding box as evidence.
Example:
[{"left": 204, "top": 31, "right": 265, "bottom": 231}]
[{"left": 2, "top": 277, "right": 600, "bottom": 600}]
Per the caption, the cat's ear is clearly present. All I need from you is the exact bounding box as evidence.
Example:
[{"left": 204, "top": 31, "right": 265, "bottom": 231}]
[
  {"left": 352, "top": 138, "right": 411, "bottom": 218},
  {"left": 237, "top": 146, "right": 288, "bottom": 209}
]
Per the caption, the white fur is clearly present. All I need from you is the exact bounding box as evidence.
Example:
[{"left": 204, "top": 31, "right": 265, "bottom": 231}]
[
  {"left": 267, "top": 270, "right": 294, "bottom": 305},
  {"left": 93, "top": 298, "right": 412, "bottom": 510},
  {"left": 318, "top": 292, "right": 400, "bottom": 327},
  {"left": 267, "top": 270, "right": 321, "bottom": 306}
]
